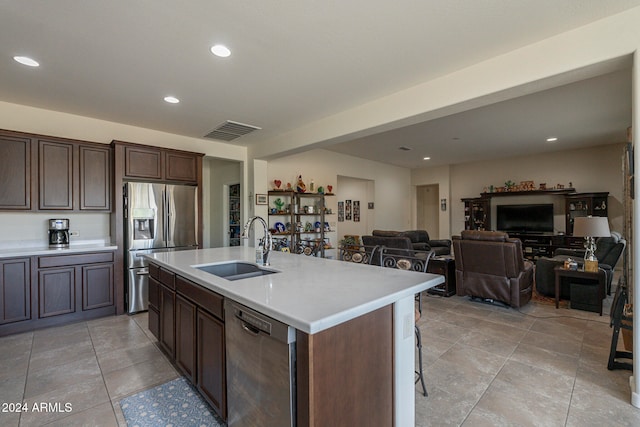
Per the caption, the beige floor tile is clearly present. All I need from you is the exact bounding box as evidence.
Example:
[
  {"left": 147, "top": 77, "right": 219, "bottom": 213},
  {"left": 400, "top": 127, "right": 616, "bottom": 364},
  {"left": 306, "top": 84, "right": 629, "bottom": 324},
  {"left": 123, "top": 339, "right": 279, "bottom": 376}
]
[
  {"left": 24, "top": 355, "right": 101, "bottom": 399},
  {"left": 456, "top": 330, "right": 519, "bottom": 357},
  {"left": 415, "top": 385, "right": 477, "bottom": 427},
  {"left": 31, "top": 324, "right": 91, "bottom": 354},
  {"left": 28, "top": 340, "right": 95, "bottom": 372},
  {"left": 472, "top": 318, "right": 528, "bottom": 343},
  {"left": 520, "top": 329, "right": 582, "bottom": 357},
  {"left": 41, "top": 401, "right": 119, "bottom": 427},
  {"left": 90, "top": 328, "right": 150, "bottom": 354},
  {"left": 492, "top": 360, "right": 574, "bottom": 404},
  {"left": 529, "top": 316, "right": 588, "bottom": 341},
  {"left": 421, "top": 319, "right": 471, "bottom": 343},
  {"left": 467, "top": 380, "right": 570, "bottom": 427},
  {"left": 103, "top": 355, "right": 178, "bottom": 400},
  {"left": 485, "top": 309, "right": 537, "bottom": 330},
  {"left": 19, "top": 376, "right": 110, "bottom": 427},
  {"left": 419, "top": 333, "right": 456, "bottom": 367},
  {"left": 566, "top": 381, "right": 640, "bottom": 427},
  {"left": 511, "top": 342, "right": 579, "bottom": 378},
  {"left": 96, "top": 340, "right": 168, "bottom": 375}
]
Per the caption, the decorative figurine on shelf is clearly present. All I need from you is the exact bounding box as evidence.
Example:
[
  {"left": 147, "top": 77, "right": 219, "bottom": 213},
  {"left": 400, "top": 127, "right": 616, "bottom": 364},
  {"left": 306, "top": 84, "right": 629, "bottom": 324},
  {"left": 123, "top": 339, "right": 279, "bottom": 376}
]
[
  {"left": 310, "top": 179, "right": 315, "bottom": 193},
  {"left": 273, "top": 179, "right": 282, "bottom": 191},
  {"left": 285, "top": 182, "right": 293, "bottom": 191},
  {"left": 273, "top": 198, "right": 285, "bottom": 212},
  {"left": 317, "top": 186, "right": 324, "bottom": 194},
  {"left": 296, "top": 175, "right": 306, "bottom": 193},
  {"left": 327, "top": 185, "right": 333, "bottom": 194}
]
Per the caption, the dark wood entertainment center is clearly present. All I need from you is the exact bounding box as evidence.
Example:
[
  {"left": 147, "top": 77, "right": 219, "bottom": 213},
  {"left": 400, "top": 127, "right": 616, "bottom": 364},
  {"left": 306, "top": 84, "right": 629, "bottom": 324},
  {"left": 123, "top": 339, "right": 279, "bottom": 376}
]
[{"left": 462, "top": 189, "right": 609, "bottom": 261}]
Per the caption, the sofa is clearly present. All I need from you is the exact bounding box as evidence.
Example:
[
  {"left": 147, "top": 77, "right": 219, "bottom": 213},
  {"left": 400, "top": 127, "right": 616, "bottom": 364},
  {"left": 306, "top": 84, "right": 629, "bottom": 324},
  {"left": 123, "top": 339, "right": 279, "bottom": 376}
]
[
  {"left": 535, "top": 231, "right": 626, "bottom": 298},
  {"left": 452, "top": 230, "right": 533, "bottom": 308},
  {"left": 370, "top": 229, "right": 451, "bottom": 256}
]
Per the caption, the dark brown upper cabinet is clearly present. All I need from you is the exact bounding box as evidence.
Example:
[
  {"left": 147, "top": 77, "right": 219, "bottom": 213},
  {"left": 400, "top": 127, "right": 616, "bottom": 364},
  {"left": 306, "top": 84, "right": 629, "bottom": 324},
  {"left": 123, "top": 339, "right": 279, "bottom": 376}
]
[
  {"left": 124, "top": 145, "right": 163, "bottom": 179},
  {"left": 39, "top": 139, "right": 74, "bottom": 210},
  {"left": 0, "top": 130, "right": 111, "bottom": 212},
  {"left": 79, "top": 145, "right": 111, "bottom": 210},
  {"left": 118, "top": 142, "right": 201, "bottom": 184},
  {"left": 0, "top": 134, "right": 33, "bottom": 210}
]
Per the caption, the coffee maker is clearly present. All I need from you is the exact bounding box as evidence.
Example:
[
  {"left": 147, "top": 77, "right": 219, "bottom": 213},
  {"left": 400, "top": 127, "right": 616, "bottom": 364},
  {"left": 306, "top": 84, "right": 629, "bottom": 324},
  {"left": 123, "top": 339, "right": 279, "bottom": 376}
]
[{"left": 48, "top": 219, "right": 70, "bottom": 248}]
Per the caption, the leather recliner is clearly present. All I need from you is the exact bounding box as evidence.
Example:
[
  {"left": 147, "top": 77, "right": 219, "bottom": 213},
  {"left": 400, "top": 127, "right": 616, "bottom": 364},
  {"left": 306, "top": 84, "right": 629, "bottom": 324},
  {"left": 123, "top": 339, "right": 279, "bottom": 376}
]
[
  {"left": 535, "top": 231, "right": 626, "bottom": 298},
  {"left": 452, "top": 230, "right": 534, "bottom": 308}
]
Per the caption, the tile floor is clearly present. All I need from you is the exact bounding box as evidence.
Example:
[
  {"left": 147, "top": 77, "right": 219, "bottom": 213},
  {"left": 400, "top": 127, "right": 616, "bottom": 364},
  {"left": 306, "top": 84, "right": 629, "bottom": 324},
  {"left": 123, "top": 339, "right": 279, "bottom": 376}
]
[{"left": 0, "top": 290, "right": 638, "bottom": 426}]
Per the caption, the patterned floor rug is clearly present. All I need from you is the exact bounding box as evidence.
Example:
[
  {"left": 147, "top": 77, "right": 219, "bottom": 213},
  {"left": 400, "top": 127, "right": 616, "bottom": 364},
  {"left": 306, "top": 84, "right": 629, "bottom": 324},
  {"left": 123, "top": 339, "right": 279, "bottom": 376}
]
[{"left": 120, "top": 377, "right": 223, "bottom": 427}]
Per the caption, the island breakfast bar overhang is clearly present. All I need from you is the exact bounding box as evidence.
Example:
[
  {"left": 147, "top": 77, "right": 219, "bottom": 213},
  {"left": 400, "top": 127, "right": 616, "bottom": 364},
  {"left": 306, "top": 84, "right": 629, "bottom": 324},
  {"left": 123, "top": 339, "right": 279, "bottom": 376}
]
[{"left": 144, "top": 247, "right": 444, "bottom": 426}]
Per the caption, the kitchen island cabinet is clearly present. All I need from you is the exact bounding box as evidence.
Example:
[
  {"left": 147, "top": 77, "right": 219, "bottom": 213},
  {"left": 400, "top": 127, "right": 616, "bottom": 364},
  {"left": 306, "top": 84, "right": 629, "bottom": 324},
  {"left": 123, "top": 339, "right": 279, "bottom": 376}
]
[
  {"left": 149, "top": 262, "right": 227, "bottom": 420},
  {"left": 146, "top": 247, "right": 443, "bottom": 426}
]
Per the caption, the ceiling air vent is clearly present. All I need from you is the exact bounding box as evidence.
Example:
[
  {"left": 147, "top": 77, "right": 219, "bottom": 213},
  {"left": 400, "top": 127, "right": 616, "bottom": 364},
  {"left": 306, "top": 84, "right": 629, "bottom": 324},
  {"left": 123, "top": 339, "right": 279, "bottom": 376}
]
[
  {"left": 398, "top": 146, "right": 412, "bottom": 151},
  {"left": 204, "top": 120, "right": 261, "bottom": 141}
]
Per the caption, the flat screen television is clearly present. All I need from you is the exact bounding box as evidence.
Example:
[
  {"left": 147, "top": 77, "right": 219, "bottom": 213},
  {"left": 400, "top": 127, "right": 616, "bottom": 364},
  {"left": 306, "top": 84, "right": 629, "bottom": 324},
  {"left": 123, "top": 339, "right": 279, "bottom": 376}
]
[{"left": 496, "top": 204, "right": 554, "bottom": 234}]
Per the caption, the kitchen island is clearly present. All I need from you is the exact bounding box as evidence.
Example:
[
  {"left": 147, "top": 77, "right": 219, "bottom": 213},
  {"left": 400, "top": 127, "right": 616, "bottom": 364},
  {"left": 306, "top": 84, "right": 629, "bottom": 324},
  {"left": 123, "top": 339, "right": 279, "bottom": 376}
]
[{"left": 145, "top": 246, "right": 444, "bottom": 426}]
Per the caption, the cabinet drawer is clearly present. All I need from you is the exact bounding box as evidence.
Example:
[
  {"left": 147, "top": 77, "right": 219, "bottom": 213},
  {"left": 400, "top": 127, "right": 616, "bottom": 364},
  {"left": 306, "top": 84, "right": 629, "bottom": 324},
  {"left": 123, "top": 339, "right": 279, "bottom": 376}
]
[
  {"left": 159, "top": 267, "right": 175, "bottom": 289},
  {"left": 149, "top": 263, "right": 160, "bottom": 280},
  {"left": 176, "top": 276, "right": 223, "bottom": 320},
  {"left": 39, "top": 251, "right": 114, "bottom": 268}
]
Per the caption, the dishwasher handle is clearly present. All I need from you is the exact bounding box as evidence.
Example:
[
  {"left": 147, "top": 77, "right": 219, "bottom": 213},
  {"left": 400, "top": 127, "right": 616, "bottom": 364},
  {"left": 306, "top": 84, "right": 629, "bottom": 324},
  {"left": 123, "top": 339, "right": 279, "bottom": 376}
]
[
  {"left": 241, "top": 322, "right": 261, "bottom": 336},
  {"left": 234, "top": 307, "right": 272, "bottom": 336}
]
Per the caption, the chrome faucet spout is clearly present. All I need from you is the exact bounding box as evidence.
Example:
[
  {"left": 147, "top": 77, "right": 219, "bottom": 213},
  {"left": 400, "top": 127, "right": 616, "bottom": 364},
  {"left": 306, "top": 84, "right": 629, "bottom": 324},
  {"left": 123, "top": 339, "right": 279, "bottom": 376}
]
[{"left": 242, "top": 216, "right": 273, "bottom": 266}]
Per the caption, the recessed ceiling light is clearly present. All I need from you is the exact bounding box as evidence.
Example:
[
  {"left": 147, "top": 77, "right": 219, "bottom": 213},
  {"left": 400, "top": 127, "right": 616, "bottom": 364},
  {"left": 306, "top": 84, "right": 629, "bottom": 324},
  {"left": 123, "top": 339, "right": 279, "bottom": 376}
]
[
  {"left": 546, "top": 137, "right": 558, "bottom": 142},
  {"left": 13, "top": 56, "right": 39, "bottom": 67},
  {"left": 210, "top": 44, "right": 231, "bottom": 58},
  {"left": 164, "top": 96, "right": 180, "bottom": 104},
  {"left": 423, "top": 157, "right": 431, "bottom": 160}
]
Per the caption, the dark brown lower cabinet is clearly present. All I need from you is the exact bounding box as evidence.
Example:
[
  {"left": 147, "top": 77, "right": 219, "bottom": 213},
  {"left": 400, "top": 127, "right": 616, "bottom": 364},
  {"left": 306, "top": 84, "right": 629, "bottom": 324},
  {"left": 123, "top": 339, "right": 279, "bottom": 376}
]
[
  {"left": 0, "top": 252, "right": 115, "bottom": 336},
  {"left": 159, "top": 284, "right": 175, "bottom": 358},
  {"left": 176, "top": 295, "right": 196, "bottom": 383},
  {"left": 82, "top": 263, "right": 114, "bottom": 310},
  {"left": 148, "top": 263, "right": 226, "bottom": 421},
  {"left": 38, "top": 267, "right": 75, "bottom": 318},
  {"left": 197, "top": 308, "right": 226, "bottom": 419},
  {"left": 0, "top": 258, "right": 31, "bottom": 324},
  {"left": 148, "top": 276, "right": 160, "bottom": 340}
]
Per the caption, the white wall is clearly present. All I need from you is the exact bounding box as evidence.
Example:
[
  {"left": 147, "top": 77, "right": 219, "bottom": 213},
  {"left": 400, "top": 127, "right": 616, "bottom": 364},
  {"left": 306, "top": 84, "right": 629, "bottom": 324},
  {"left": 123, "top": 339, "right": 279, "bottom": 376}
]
[
  {"left": 449, "top": 143, "right": 625, "bottom": 236},
  {"left": 266, "top": 149, "right": 412, "bottom": 244},
  {"left": 336, "top": 176, "right": 374, "bottom": 243}
]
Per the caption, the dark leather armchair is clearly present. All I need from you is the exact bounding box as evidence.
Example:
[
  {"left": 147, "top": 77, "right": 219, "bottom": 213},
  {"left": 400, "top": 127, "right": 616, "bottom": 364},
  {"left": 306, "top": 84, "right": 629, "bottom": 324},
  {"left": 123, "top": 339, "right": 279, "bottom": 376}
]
[
  {"left": 535, "top": 231, "right": 626, "bottom": 297},
  {"left": 452, "top": 230, "right": 534, "bottom": 308},
  {"left": 372, "top": 229, "right": 451, "bottom": 256}
]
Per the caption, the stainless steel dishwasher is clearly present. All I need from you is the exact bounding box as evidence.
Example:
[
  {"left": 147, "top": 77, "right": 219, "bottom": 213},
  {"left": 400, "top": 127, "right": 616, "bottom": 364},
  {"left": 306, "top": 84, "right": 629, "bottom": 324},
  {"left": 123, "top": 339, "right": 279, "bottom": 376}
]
[{"left": 225, "top": 300, "right": 297, "bottom": 427}]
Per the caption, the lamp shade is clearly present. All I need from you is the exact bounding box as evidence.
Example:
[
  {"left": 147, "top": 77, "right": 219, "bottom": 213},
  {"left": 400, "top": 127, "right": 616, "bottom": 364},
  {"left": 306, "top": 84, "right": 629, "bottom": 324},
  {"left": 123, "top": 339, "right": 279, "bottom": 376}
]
[{"left": 572, "top": 216, "right": 611, "bottom": 237}]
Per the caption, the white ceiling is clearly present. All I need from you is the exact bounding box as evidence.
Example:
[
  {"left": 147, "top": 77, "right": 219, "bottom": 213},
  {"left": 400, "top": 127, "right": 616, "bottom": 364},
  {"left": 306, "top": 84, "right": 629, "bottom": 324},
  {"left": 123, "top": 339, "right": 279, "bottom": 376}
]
[{"left": 0, "top": 1, "right": 636, "bottom": 168}]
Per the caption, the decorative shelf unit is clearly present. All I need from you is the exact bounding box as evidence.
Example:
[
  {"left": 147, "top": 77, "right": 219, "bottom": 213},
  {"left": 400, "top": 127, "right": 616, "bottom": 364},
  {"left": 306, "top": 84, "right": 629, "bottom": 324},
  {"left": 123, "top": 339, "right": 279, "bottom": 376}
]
[
  {"left": 462, "top": 197, "right": 490, "bottom": 231},
  {"left": 565, "top": 192, "right": 609, "bottom": 236},
  {"left": 268, "top": 191, "right": 334, "bottom": 257},
  {"left": 228, "top": 183, "right": 241, "bottom": 246}
]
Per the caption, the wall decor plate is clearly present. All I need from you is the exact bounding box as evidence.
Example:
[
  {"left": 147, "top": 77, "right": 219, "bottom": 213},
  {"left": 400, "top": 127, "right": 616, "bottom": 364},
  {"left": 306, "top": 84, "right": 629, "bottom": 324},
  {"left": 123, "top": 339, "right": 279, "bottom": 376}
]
[{"left": 274, "top": 222, "right": 286, "bottom": 233}]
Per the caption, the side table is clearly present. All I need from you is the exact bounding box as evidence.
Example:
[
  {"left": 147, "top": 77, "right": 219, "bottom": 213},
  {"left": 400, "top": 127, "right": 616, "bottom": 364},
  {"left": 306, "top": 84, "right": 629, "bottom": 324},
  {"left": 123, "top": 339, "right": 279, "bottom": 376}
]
[
  {"left": 427, "top": 256, "right": 456, "bottom": 297},
  {"left": 554, "top": 266, "right": 606, "bottom": 315}
]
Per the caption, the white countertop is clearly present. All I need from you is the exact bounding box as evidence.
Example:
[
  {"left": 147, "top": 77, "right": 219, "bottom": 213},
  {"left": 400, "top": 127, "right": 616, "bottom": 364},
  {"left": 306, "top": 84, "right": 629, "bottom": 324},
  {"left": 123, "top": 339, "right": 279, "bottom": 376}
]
[
  {"left": 145, "top": 247, "right": 444, "bottom": 334},
  {"left": 0, "top": 243, "right": 117, "bottom": 259}
]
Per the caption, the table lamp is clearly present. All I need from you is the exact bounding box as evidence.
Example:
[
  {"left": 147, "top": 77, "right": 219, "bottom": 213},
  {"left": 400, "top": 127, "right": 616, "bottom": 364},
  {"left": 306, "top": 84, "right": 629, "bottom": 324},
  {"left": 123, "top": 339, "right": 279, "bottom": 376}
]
[{"left": 572, "top": 216, "right": 611, "bottom": 272}]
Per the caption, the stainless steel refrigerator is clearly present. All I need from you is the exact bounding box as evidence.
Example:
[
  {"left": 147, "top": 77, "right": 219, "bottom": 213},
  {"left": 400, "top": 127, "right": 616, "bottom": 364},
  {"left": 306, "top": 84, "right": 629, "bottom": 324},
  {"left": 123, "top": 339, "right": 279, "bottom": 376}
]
[{"left": 125, "top": 182, "right": 198, "bottom": 314}]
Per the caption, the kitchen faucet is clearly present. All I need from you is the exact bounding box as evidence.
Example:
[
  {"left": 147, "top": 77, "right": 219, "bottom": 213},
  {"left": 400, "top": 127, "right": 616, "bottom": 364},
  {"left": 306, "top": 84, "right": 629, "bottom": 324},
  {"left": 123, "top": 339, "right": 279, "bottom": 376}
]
[{"left": 242, "top": 216, "right": 273, "bottom": 266}]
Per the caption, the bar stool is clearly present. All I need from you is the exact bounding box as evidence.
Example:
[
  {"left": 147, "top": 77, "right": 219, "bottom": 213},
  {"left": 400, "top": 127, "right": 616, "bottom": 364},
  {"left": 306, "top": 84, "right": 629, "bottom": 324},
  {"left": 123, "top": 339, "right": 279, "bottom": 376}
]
[
  {"left": 379, "top": 246, "right": 433, "bottom": 397},
  {"left": 415, "top": 308, "right": 427, "bottom": 396}
]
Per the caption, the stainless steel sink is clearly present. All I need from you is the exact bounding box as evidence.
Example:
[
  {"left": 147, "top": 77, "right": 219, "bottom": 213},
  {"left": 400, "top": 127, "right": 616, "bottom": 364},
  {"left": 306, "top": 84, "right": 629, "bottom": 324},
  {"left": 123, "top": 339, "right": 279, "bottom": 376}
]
[{"left": 194, "top": 261, "right": 278, "bottom": 281}]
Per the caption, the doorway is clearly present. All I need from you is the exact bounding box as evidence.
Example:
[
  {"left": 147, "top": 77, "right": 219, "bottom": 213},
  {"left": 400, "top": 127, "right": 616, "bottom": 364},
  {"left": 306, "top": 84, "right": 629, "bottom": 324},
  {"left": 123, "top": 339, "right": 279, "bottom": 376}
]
[
  {"left": 416, "top": 184, "right": 439, "bottom": 239},
  {"left": 203, "top": 158, "right": 242, "bottom": 248}
]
